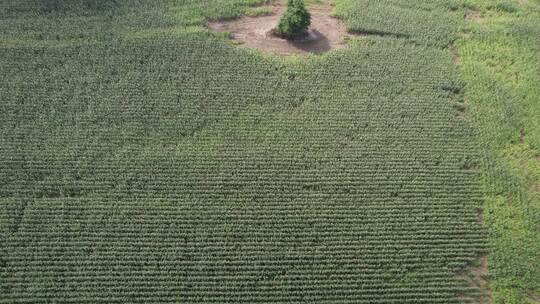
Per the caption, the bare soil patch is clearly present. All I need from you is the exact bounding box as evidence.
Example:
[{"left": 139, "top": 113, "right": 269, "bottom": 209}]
[
  {"left": 476, "top": 208, "right": 484, "bottom": 224},
  {"left": 450, "top": 46, "right": 461, "bottom": 65},
  {"left": 465, "top": 9, "right": 483, "bottom": 22},
  {"left": 528, "top": 290, "right": 540, "bottom": 303},
  {"left": 208, "top": 3, "right": 356, "bottom": 55},
  {"left": 456, "top": 255, "right": 493, "bottom": 304}
]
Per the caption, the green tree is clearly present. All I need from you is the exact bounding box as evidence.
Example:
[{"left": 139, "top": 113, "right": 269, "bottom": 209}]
[{"left": 275, "top": 0, "right": 311, "bottom": 38}]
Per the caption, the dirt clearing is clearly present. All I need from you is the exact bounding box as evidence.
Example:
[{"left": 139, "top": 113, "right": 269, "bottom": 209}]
[{"left": 208, "top": 3, "right": 356, "bottom": 55}]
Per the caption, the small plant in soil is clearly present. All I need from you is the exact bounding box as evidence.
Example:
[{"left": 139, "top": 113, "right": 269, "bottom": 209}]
[{"left": 274, "top": 0, "right": 311, "bottom": 39}]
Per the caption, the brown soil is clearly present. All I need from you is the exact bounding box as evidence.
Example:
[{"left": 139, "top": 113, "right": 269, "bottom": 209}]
[
  {"left": 208, "top": 3, "right": 356, "bottom": 55},
  {"left": 465, "top": 9, "right": 483, "bottom": 22},
  {"left": 450, "top": 46, "right": 461, "bottom": 65},
  {"left": 456, "top": 255, "right": 493, "bottom": 304},
  {"left": 528, "top": 290, "right": 540, "bottom": 303},
  {"left": 477, "top": 208, "right": 484, "bottom": 224}
]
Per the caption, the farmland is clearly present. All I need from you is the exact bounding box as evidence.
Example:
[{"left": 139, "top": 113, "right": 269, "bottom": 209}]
[
  {"left": 458, "top": 0, "right": 540, "bottom": 302},
  {"left": 0, "top": 0, "right": 538, "bottom": 303}
]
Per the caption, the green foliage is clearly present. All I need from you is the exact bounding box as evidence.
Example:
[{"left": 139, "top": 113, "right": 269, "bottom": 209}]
[
  {"left": 0, "top": 35, "right": 487, "bottom": 301},
  {"left": 333, "top": 0, "right": 462, "bottom": 48},
  {"left": 7, "top": 0, "right": 537, "bottom": 303},
  {"left": 245, "top": 6, "right": 273, "bottom": 17},
  {"left": 275, "top": 0, "right": 311, "bottom": 38},
  {"left": 457, "top": 1, "right": 540, "bottom": 302}
]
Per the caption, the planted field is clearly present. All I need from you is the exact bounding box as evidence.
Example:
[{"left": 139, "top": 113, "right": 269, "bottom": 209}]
[{"left": 0, "top": 0, "right": 537, "bottom": 303}]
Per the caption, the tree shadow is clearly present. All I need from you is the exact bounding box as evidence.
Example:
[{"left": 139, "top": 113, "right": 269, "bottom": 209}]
[{"left": 289, "top": 29, "right": 332, "bottom": 54}]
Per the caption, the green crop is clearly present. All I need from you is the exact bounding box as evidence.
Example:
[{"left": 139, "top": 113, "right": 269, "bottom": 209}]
[
  {"left": 1, "top": 0, "right": 536, "bottom": 303},
  {"left": 457, "top": 0, "right": 540, "bottom": 302}
]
